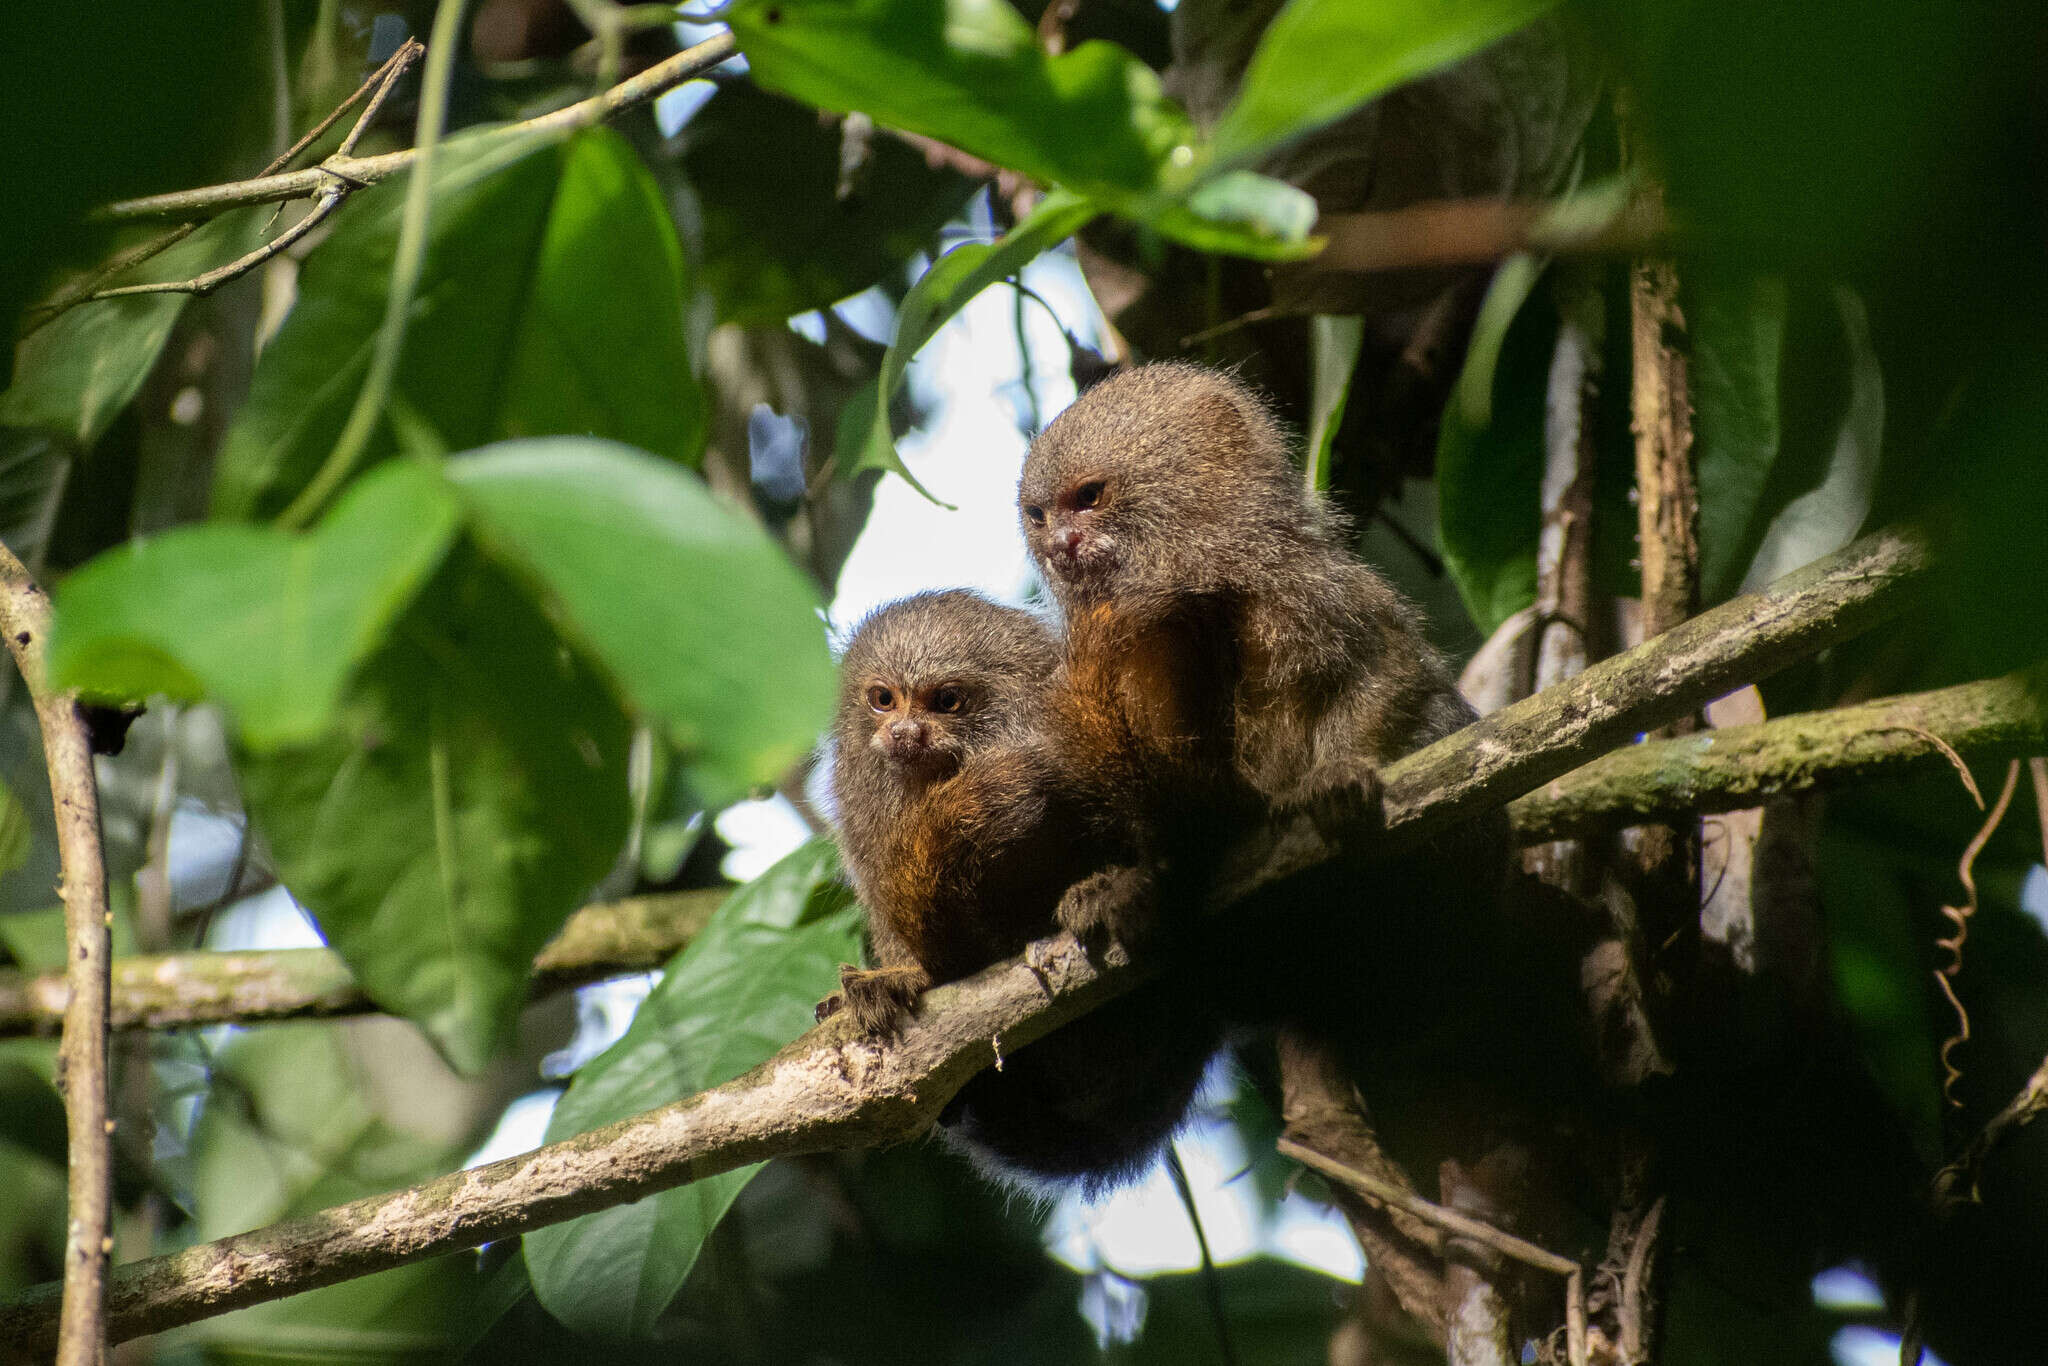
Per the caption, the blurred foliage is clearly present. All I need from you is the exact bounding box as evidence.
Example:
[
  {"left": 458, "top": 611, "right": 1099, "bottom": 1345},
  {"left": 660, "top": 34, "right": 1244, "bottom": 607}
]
[
  {"left": 526, "top": 840, "right": 861, "bottom": 1337},
  {"left": 0, "top": 0, "right": 2043, "bottom": 1361}
]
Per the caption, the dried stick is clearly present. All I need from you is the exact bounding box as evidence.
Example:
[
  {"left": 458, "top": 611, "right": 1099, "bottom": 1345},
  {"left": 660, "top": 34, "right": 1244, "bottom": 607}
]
[
  {"left": 1276, "top": 1029, "right": 1447, "bottom": 1342},
  {"left": 1277, "top": 1139, "right": 1579, "bottom": 1279},
  {"left": 0, "top": 528, "right": 1936, "bottom": 1354},
  {"left": 0, "top": 543, "right": 114, "bottom": 1366}
]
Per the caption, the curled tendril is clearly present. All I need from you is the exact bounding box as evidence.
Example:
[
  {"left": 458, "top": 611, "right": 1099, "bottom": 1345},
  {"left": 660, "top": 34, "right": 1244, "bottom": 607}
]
[{"left": 1934, "top": 760, "right": 2022, "bottom": 1110}]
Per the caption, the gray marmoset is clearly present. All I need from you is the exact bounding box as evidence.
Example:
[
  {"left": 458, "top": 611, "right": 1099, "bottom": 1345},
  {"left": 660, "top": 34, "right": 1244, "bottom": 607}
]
[
  {"left": 822, "top": 590, "right": 1221, "bottom": 1192},
  {"left": 1017, "top": 362, "right": 1508, "bottom": 1033}
]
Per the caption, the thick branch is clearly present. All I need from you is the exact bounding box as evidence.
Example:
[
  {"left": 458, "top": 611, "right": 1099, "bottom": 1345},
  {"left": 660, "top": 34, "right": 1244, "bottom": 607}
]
[
  {"left": 0, "top": 936, "right": 1135, "bottom": 1357},
  {"left": 99, "top": 32, "right": 739, "bottom": 223},
  {"left": 0, "top": 545, "right": 114, "bottom": 1366},
  {"left": 0, "top": 889, "right": 724, "bottom": 1036},
  {"left": 1217, "top": 527, "right": 1933, "bottom": 903},
  {"left": 0, "top": 527, "right": 1936, "bottom": 1355},
  {"left": 1509, "top": 668, "right": 2048, "bottom": 842}
]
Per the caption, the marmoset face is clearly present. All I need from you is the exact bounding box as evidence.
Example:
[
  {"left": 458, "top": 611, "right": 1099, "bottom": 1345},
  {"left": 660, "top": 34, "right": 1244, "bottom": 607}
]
[
  {"left": 855, "top": 671, "right": 980, "bottom": 776},
  {"left": 832, "top": 591, "right": 1056, "bottom": 785},
  {"left": 1019, "top": 470, "right": 1121, "bottom": 590}
]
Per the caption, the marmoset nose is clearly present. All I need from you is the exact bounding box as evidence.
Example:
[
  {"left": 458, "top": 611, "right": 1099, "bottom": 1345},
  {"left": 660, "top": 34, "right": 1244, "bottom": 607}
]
[
  {"left": 883, "top": 718, "right": 929, "bottom": 752},
  {"left": 1053, "top": 527, "right": 1085, "bottom": 559}
]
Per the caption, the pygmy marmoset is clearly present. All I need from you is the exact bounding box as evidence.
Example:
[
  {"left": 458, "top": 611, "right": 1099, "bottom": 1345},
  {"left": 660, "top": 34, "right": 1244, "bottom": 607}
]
[{"left": 823, "top": 590, "right": 1221, "bottom": 1192}]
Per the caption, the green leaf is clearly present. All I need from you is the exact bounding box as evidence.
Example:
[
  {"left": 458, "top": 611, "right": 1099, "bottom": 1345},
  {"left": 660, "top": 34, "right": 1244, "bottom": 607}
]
[
  {"left": 847, "top": 190, "right": 1098, "bottom": 497},
  {"left": 0, "top": 215, "right": 255, "bottom": 449},
  {"left": 237, "top": 550, "right": 633, "bottom": 1071},
  {"left": 684, "top": 81, "right": 977, "bottom": 325},
  {"left": 724, "top": 0, "right": 1316, "bottom": 258},
  {"left": 1689, "top": 280, "right": 1885, "bottom": 603},
  {"left": 1210, "top": 0, "right": 1562, "bottom": 168},
  {"left": 1153, "top": 172, "right": 1324, "bottom": 261},
  {"left": 525, "top": 839, "right": 862, "bottom": 1338},
  {"left": 213, "top": 127, "right": 704, "bottom": 520},
  {"left": 1690, "top": 273, "right": 1790, "bottom": 604},
  {"left": 48, "top": 459, "right": 460, "bottom": 750},
  {"left": 727, "top": 0, "right": 1188, "bottom": 213},
  {"left": 1737, "top": 288, "right": 1882, "bottom": 592},
  {"left": 1304, "top": 314, "right": 1366, "bottom": 489},
  {"left": 1436, "top": 254, "right": 1551, "bottom": 632},
  {"left": 447, "top": 438, "right": 834, "bottom": 802}
]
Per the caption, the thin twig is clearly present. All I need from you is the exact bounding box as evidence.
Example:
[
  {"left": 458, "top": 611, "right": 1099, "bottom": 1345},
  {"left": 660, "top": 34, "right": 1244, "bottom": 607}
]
[
  {"left": 1165, "top": 1144, "right": 1240, "bottom": 1366},
  {"left": 1278, "top": 1139, "right": 1580, "bottom": 1279},
  {"left": 100, "top": 31, "right": 738, "bottom": 223},
  {"left": 1565, "top": 1268, "right": 1588, "bottom": 1366},
  {"left": 84, "top": 189, "right": 346, "bottom": 305},
  {"left": 0, "top": 542, "right": 115, "bottom": 1366},
  {"left": 22, "top": 39, "right": 426, "bottom": 332}
]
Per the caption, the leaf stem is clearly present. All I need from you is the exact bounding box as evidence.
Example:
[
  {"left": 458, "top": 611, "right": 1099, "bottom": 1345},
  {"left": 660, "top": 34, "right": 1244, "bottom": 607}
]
[{"left": 276, "top": 8, "right": 466, "bottom": 531}]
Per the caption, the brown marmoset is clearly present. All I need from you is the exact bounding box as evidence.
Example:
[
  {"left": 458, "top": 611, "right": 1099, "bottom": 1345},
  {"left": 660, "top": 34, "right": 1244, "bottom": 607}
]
[
  {"left": 822, "top": 590, "right": 1221, "bottom": 1192},
  {"left": 1017, "top": 362, "right": 1509, "bottom": 1035}
]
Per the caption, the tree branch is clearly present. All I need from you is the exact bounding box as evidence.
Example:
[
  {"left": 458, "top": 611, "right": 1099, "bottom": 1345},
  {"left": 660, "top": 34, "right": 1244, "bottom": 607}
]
[
  {"left": 1508, "top": 666, "right": 2048, "bottom": 842},
  {"left": 0, "top": 889, "right": 725, "bottom": 1036},
  {"left": 1215, "top": 527, "right": 1933, "bottom": 904},
  {"left": 0, "top": 544, "right": 115, "bottom": 1366},
  {"left": 0, "top": 527, "right": 1936, "bottom": 1356},
  {"left": 96, "top": 32, "right": 738, "bottom": 224}
]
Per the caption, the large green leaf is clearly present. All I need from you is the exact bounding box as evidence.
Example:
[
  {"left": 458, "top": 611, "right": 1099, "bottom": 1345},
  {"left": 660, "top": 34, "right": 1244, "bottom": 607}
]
[
  {"left": 683, "top": 81, "right": 978, "bottom": 325},
  {"left": 237, "top": 551, "right": 634, "bottom": 1072},
  {"left": 845, "top": 190, "right": 1099, "bottom": 496},
  {"left": 213, "top": 127, "right": 703, "bottom": 520},
  {"left": 1692, "top": 279, "right": 1884, "bottom": 604},
  {"left": 724, "top": 0, "right": 1315, "bottom": 259},
  {"left": 447, "top": 438, "right": 834, "bottom": 802},
  {"left": 524, "top": 839, "right": 862, "bottom": 1338},
  {"left": 47, "top": 459, "right": 460, "bottom": 750},
  {"left": 0, "top": 216, "right": 255, "bottom": 450},
  {"left": 1690, "top": 272, "right": 1790, "bottom": 604},
  {"left": 727, "top": 0, "right": 1185, "bottom": 212},
  {"left": 1210, "top": 0, "right": 1562, "bottom": 168},
  {"left": 1436, "top": 254, "right": 1551, "bottom": 632}
]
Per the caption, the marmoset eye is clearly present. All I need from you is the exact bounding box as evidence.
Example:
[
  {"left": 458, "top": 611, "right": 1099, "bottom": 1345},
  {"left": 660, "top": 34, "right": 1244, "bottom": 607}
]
[
  {"left": 1072, "top": 481, "right": 1105, "bottom": 511},
  {"left": 932, "top": 686, "right": 964, "bottom": 714},
  {"left": 866, "top": 684, "right": 894, "bottom": 712}
]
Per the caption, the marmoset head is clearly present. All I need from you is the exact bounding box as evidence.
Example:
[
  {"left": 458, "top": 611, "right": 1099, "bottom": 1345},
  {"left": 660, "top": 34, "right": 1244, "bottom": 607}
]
[
  {"left": 1018, "top": 363, "right": 1306, "bottom": 604},
  {"left": 833, "top": 591, "right": 1056, "bottom": 785}
]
